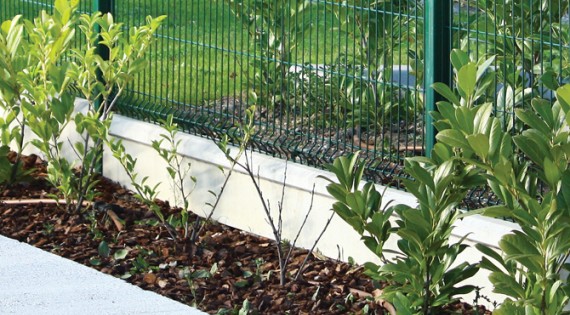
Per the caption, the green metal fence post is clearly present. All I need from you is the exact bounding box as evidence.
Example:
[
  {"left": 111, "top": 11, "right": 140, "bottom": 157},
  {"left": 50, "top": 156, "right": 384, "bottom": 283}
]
[
  {"left": 92, "top": 0, "right": 113, "bottom": 18},
  {"left": 92, "top": 0, "right": 112, "bottom": 65},
  {"left": 424, "top": 0, "right": 451, "bottom": 157},
  {"left": 92, "top": 0, "right": 112, "bottom": 173}
]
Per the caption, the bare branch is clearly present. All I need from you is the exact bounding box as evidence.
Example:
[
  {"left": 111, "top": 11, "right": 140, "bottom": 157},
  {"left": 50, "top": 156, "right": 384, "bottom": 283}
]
[{"left": 294, "top": 208, "right": 335, "bottom": 281}]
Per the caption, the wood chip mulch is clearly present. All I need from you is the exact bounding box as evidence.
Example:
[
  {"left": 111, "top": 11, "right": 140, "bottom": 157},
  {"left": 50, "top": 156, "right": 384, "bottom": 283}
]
[{"left": 0, "top": 154, "right": 490, "bottom": 314}]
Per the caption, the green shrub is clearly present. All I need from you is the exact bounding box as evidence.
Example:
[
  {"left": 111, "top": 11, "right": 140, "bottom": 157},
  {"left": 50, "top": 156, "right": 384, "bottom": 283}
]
[
  {"left": 324, "top": 149, "right": 481, "bottom": 314},
  {"left": 0, "top": 0, "right": 164, "bottom": 212},
  {"left": 433, "top": 49, "right": 570, "bottom": 314}
]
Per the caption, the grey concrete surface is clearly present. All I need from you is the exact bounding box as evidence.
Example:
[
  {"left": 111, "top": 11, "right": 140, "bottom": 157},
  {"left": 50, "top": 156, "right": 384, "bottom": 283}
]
[{"left": 0, "top": 235, "right": 206, "bottom": 315}]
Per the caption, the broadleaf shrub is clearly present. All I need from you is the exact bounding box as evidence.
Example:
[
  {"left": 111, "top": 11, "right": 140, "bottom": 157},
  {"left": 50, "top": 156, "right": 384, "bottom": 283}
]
[
  {"left": 324, "top": 151, "right": 481, "bottom": 314},
  {"left": 0, "top": 0, "right": 165, "bottom": 212},
  {"left": 326, "top": 47, "right": 570, "bottom": 314},
  {"left": 434, "top": 49, "right": 570, "bottom": 313}
]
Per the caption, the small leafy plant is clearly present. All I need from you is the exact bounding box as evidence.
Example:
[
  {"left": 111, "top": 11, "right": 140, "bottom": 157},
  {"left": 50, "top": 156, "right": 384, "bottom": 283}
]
[
  {"left": 110, "top": 108, "right": 249, "bottom": 248},
  {"left": 152, "top": 114, "right": 195, "bottom": 238},
  {"left": 433, "top": 49, "right": 570, "bottom": 314},
  {"left": 324, "top": 151, "right": 480, "bottom": 314},
  {"left": 0, "top": 0, "right": 165, "bottom": 213},
  {"left": 321, "top": 153, "right": 393, "bottom": 263},
  {"left": 107, "top": 137, "right": 173, "bottom": 237},
  {"left": 150, "top": 113, "right": 249, "bottom": 245}
]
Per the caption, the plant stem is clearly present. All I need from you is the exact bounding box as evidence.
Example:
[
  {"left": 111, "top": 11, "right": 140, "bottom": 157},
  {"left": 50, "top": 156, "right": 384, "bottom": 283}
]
[{"left": 423, "top": 259, "right": 431, "bottom": 315}]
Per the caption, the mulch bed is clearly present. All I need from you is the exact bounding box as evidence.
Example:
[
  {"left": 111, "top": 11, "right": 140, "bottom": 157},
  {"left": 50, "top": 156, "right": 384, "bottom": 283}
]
[{"left": 0, "top": 154, "right": 490, "bottom": 314}]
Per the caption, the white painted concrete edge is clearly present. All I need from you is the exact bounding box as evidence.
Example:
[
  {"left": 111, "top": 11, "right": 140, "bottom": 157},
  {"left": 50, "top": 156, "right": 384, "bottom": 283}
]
[
  {"left": 105, "top": 114, "right": 519, "bottom": 309},
  {"left": 0, "top": 235, "right": 206, "bottom": 315},
  {"left": 108, "top": 114, "right": 519, "bottom": 245}
]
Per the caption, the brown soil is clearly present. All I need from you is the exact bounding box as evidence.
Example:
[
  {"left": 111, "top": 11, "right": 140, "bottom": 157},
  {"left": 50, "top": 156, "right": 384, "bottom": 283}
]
[{"left": 0, "top": 154, "right": 490, "bottom": 314}]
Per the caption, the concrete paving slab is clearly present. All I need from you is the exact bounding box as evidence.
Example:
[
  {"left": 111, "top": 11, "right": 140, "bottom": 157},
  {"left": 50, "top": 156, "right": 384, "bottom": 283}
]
[{"left": 0, "top": 235, "right": 206, "bottom": 315}]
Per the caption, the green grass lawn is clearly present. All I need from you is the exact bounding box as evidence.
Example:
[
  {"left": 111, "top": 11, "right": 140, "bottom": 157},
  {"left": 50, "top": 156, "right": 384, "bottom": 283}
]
[
  {"left": 2, "top": 0, "right": 425, "bottom": 107},
  {"left": 112, "top": 0, "right": 391, "bottom": 106},
  {"left": 7, "top": 0, "right": 562, "bottom": 124},
  {"left": 4, "top": 0, "right": 427, "bottom": 102}
]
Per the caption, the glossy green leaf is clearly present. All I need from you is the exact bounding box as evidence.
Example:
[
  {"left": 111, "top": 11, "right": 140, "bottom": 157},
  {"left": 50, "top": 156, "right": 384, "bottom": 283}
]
[
  {"left": 392, "top": 292, "right": 415, "bottom": 315},
  {"left": 479, "top": 256, "right": 503, "bottom": 273},
  {"left": 455, "top": 106, "right": 475, "bottom": 134},
  {"left": 467, "top": 134, "right": 490, "bottom": 160},
  {"left": 457, "top": 63, "right": 477, "bottom": 98},
  {"left": 515, "top": 108, "right": 551, "bottom": 135},
  {"left": 436, "top": 101, "right": 459, "bottom": 126},
  {"left": 557, "top": 170, "right": 570, "bottom": 213},
  {"left": 531, "top": 98, "right": 554, "bottom": 128},
  {"left": 476, "top": 243, "right": 508, "bottom": 269},
  {"left": 326, "top": 184, "right": 348, "bottom": 204},
  {"left": 4, "top": 16, "right": 24, "bottom": 58},
  {"left": 473, "top": 103, "right": 493, "bottom": 134},
  {"left": 405, "top": 159, "right": 435, "bottom": 192},
  {"left": 476, "top": 55, "right": 496, "bottom": 81},
  {"left": 489, "top": 272, "right": 525, "bottom": 299},
  {"left": 345, "top": 192, "right": 366, "bottom": 218},
  {"left": 513, "top": 134, "right": 546, "bottom": 166},
  {"left": 436, "top": 129, "right": 471, "bottom": 151},
  {"left": 492, "top": 301, "right": 525, "bottom": 315},
  {"left": 540, "top": 70, "right": 560, "bottom": 91},
  {"left": 482, "top": 205, "right": 512, "bottom": 218},
  {"left": 500, "top": 233, "right": 542, "bottom": 272},
  {"left": 487, "top": 119, "right": 503, "bottom": 162},
  {"left": 544, "top": 157, "right": 561, "bottom": 188},
  {"left": 557, "top": 84, "right": 570, "bottom": 113},
  {"left": 432, "top": 143, "right": 453, "bottom": 162},
  {"left": 98, "top": 241, "right": 110, "bottom": 258},
  {"left": 114, "top": 248, "right": 129, "bottom": 260},
  {"left": 450, "top": 49, "right": 470, "bottom": 71},
  {"left": 432, "top": 82, "right": 460, "bottom": 106}
]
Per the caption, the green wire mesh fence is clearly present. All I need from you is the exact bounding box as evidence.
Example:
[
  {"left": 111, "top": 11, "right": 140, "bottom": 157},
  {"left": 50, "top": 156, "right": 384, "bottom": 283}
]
[
  {"left": 2, "top": 0, "right": 570, "bottom": 207},
  {"left": 110, "top": 0, "right": 427, "bottom": 189}
]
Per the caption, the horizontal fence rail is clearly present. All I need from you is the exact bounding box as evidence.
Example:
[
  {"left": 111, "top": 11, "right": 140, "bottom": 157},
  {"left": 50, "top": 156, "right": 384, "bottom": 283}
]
[{"left": 3, "top": 0, "right": 570, "bottom": 208}]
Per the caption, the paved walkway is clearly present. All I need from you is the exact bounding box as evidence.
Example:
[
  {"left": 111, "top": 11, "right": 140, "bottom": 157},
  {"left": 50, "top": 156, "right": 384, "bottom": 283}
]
[{"left": 0, "top": 235, "right": 206, "bottom": 315}]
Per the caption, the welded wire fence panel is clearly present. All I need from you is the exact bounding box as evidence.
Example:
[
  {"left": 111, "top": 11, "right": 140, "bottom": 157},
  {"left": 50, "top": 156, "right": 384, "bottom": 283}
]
[
  {"left": 110, "top": 0, "right": 426, "bottom": 187},
  {"left": 450, "top": 0, "right": 570, "bottom": 208},
  {"left": 1, "top": 0, "right": 96, "bottom": 66},
  {"left": 112, "top": 0, "right": 252, "bottom": 141},
  {"left": 452, "top": 0, "right": 570, "bottom": 126},
  {"left": 1, "top": 1, "right": 93, "bottom": 27},
  {"left": 6, "top": 1, "right": 567, "bottom": 198}
]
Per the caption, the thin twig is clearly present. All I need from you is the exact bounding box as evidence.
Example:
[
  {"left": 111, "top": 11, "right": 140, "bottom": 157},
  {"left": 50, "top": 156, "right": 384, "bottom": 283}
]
[
  {"left": 294, "top": 209, "right": 335, "bottom": 281},
  {"left": 241, "top": 149, "right": 288, "bottom": 284},
  {"left": 284, "top": 183, "right": 316, "bottom": 269},
  {"left": 277, "top": 162, "right": 288, "bottom": 237}
]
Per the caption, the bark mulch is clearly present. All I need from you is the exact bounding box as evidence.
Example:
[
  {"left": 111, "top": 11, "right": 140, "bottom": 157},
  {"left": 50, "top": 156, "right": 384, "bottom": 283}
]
[{"left": 0, "top": 154, "right": 490, "bottom": 314}]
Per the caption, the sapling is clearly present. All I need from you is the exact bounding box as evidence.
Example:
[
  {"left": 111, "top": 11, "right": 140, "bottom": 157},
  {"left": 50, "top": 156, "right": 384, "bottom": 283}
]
[
  {"left": 220, "top": 106, "right": 335, "bottom": 286},
  {"left": 152, "top": 114, "right": 196, "bottom": 238},
  {"left": 66, "top": 11, "right": 165, "bottom": 214},
  {"left": 187, "top": 119, "right": 251, "bottom": 244},
  {"left": 0, "top": 16, "right": 29, "bottom": 184},
  {"left": 0, "top": 0, "right": 165, "bottom": 213},
  {"left": 324, "top": 151, "right": 480, "bottom": 314},
  {"left": 150, "top": 113, "right": 248, "bottom": 245},
  {"left": 107, "top": 137, "right": 174, "bottom": 238},
  {"left": 108, "top": 109, "right": 250, "bottom": 245}
]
